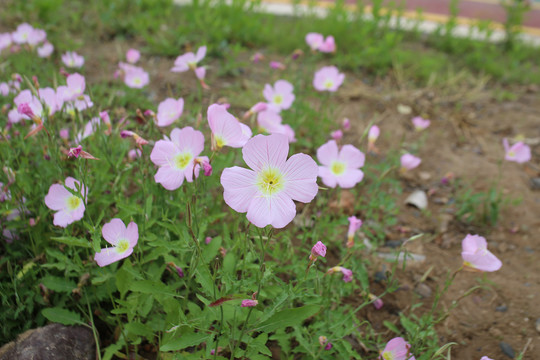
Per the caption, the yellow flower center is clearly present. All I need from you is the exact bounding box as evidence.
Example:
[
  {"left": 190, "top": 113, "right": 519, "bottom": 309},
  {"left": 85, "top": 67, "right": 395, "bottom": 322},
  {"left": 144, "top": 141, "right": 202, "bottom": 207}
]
[
  {"left": 66, "top": 195, "right": 81, "bottom": 211},
  {"left": 174, "top": 152, "right": 193, "bottom": 170},
  {"left": 257, "top": 167, "right": 284, "bottom": 196},
  {"left": 330, "top": 161, "right": 346, "bottom": 176},
  {"left": 134, "top": 77, "right": 141, "bottom": 85},
  {"left": 382, "top": 351, "right": 394, "bottom": 360},
  {"left": 508, "top": 151, "right": 515, "bottom": 157},
  {"left": 273, "top": 95, "right": 283, "bottom": 105},
  {"left": 116, "top": 239, "right": 130, "bottom": 254},
  {"left": 215, "top": 136, "right": 225, "bottom": 149},
  {"left": 324, "top": 80, "right": 334, "bottom": 89}
]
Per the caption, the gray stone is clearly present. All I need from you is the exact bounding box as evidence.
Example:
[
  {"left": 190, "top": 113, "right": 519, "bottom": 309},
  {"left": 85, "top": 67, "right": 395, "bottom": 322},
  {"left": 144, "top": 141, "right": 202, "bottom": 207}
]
[
  {"left": 499, "top": 342, "right": 515, "bottom": 359},
  {"left": 535, "top": 318, "right": 540, "bottom": 333},
  {"left": 415, "top": 283, "right": 432, "bottom": 298},
  {"left": 530, "top": 178, "right": 540, "bottom": 191},
  {"left": 0, "top": 323, "right": 96, "bottom": 360},
  {"left": 495, "top": 305, "right": 508, "bottom": 312}
]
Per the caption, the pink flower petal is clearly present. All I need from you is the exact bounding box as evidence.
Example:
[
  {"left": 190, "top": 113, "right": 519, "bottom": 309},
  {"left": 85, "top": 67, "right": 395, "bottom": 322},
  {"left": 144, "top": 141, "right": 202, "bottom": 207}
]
[
  {"left": 282, "top": 153, "right": 319, "bottom": 203},
  {"left": 247, "top": 193, "right": 296, "bottom": 229},
  {"left": 339, "top": 145, "right": 365, "bottom": 169},
  {"left": 155, "top": 166, "right": 185, "bottom": 191},
  {"left": 316, "top": 140, "right": 339, "bottom": 166},
  {"left": 242, "top": 134, "right": 289, "bottom": 172},
  {"left": 150, "top": 140, "right": 178, "bottom": 166},
  {"left": 337, "top": 169, "right": 364, "bottom": 189},
  {"left": 318, "top": 166, "right": 338, "bottom": 188},
  {"left": 102, "top": 218, "right": 126, "bottom": 246},
  {"left": 94, "top": 247, "right": 133, "bottom": 267},
  {"left": 125, "top": 221, "right": 139, "bottom": 247},
  {"left": 44, "top": 184, "right": 71, "bottom": 210},
  {"left": 221, "top": 166, "right": 258, "bottom": 213},
  {"left": 170, "top": 127, "right": 204, "bottom": 156}
]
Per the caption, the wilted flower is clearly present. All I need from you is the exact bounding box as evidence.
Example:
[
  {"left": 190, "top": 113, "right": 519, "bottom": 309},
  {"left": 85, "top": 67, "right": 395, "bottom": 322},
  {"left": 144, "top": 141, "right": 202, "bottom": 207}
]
[
  {"left": 503, "top": 138, "right": 531, "bottom": 163},
  {"left": 369, "top": 293, "right": 384, "bottom": 310},
  {"left": 221, "top": 134, "right": 318, "bottom": 228},
  {"left": 461, "top": 234, "right": 502, "bottom": 272},
  {"left": 44, "top": 177, "right": 87, "bottom": 228},
  {"left": 327, "top": 266, "right": 353, "bottom": 282},
  {"left": 347, "top": 216, "right": 362, "bottom": 248},
  {"left": 379, "top": 337, "right": 415, "bottom": 360},
  {"left": 309, "top": 241, "right": 327, "bottom": 261},
  {"left": 411, "top": 116, "right": 430, "bottom": 131},
  {"left": 317, "top": 140, "right": 365, "bottom": 188},
  {"left": 400, "top": 153, "right": 421, "bottom": 172},
  {"left": 94, "top": 219, "right": 138, "bottom": 267},
  {"left": 313, "top": 66, "right": 344, "bottom": 92}
]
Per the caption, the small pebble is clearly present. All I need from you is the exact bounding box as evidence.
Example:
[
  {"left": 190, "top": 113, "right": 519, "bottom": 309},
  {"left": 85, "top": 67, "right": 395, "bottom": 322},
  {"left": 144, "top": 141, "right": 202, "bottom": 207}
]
[
  {"left": 374, "top": 271, "right": 387, "bottom": 283},
  {"left": 535, "top": 318, "right": 540, "bottom": 333},
  {"left": 495, "top": 305, "right": 508, "bottom": 313},
  {"left": 524, "top": 246, "right": 534, "bottom": 254},
  {"left": 385, "top": 240, "right": 403, "bottom": 249},
  {"left": 499, "top": 342, "right": 515, "bottom": 359},
  {"left": 530, "top": 178, "right": 540, "bottom": 191},
  {"left": 415, "top": 283, "right": 432, "bottom": 298}
]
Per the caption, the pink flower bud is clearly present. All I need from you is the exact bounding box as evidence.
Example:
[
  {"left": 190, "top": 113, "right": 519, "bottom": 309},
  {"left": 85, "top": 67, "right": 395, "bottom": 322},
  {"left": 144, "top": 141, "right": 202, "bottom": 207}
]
[
  {"left": 29, "top": 218, "right": 36, "bottom": 226},
  {"left": 17, "top": 103, "right": 34, "bottom": 118},
  {"left": 99, "top": 111, "right": 110, "bottom": 125},
  {"left": 68, "top": 145, "right": 83, "bottom": 158},
  {"left": 325, "top": 343, "right": 332, "bottom": 350},
  {"left": 369, "top": 293, "right": 383, "bottom": 309},
  {"left": 342, "top": 118, "right": 350, "bottom": 131},
  {"left": 241, "top": 299, "right": 258, "bottom": 307},
  {"left": 205, "top": 236, "right": 212, "bottom": 244},
  {"left": 59, "top": 128, "right": 69, "bottom": 140},
  {"left": 310, "top": 241, "right": 327, "bottom": 261},
  {"left": 331, "top": 129, "right": 343, "bottom": 141}
]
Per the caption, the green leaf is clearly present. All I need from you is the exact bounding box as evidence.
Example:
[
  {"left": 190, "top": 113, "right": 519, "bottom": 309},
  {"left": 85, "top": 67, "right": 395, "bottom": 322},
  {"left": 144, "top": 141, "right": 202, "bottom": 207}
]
[
  {"left": 41, "top": 276, "right": 76, "bottom": 293},
  {"left": 42, "top": 307, "right": 83, "bottom": 325},
  {"left": 202, "top": 236, "right": 222, "bottom": 263},
  {"left": 254, "top": 305, "right": 320, "bottom": 333},
  {"left": 51, "top": 236, "right": 91, "bottom": 248},
  {"left": 116, "top": 268, "right": 133, "bottom": 298},
  {"left": 383, "top": 320, "right": 400, "bottom": 334},
  {"left": 130, "top": 280, "right": 178, "bottom": 298},
  {"left": 124, "top": 321, "right": 154, "bottom": 338},
  {"left": 160, "top": 332, "right": 208, "bottom": 352}
]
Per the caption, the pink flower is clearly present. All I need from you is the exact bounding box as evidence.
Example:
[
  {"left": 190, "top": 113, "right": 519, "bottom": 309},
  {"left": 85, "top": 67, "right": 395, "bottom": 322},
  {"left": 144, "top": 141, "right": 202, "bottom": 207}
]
[
  {"left": 76, "top": 117, "right": 101, "bottom": 143},
  {"left": 461, "top": 234, "right": 502, "bottom": 272},
  {"left": 38, "top": 87, "right": 60, "bottom": 116},
  {"left": 126, "top": 48, "right": 140, "bottom": 64},
  {"left": 194, "top": 66, "right": 206, "bottom": 80},
  {"left": 156, "top": 97, "right": 184, "bottom": 127},
  {"left": 367, "top": 125, "right": 380, "bottom": 152},
  {"left": 400, "top": 154, "right": 421, "bottom": 171},
  {"left": 241, "top": 299, "right": 258, "bottom": 307},
  {"left": 411, "top": 116, "right": 430, "bottom": 131},
  {"left": 480, "top": 357, "right": 494, "bottom": 360},
  {"left": 59, "top": 73, "right": 85, "bottom": 102},
  {"left": 270, "top": 61, "right": 286, "bottom": 70},
  {"left": 263, "top": 80, "right": 295, "bottom": 112},
  {"left": 257, "top": 110, "right": 296, "bottom": 143},
  {"left": 319, "top": 36, "right": 336, "bottom": 53},
  {"left": 317, "top": 140, "right": 365, "bottom": 188},
  {"left": 27, "top": 28, "right": 46, "bottom": 46},
  {"left": 313, "top": 66, "right": 344, "bottom": 92},
  {"left": 62, "top": 51, "right": 85, "bottom": 68},
  {"left": 503, "top": 138, "right": 531, "bottom": 163},
  {"left": 150, "top": 127, "right": 205, "bottom": 190},
  {"left": 252, "top": 52, "right": 264, "bottom": 63},
  {"left": 123, "top": 66, "right": 149, "bottom": 88},
  {"left": 220, "top": 134, "right": 318, "bottom": 228},
  {"left": 0, "top": 33, "right": 12, "bottom": 52},
  {"left": 171, "top": 46, "right": 207, "bottom": 72},
  {"left": 208, "top": 104, "right": 251, "bottom": 150},
  {"left": 310, "top": 241, "right": 327, "bottom": 261},
  {"left": 327, "top": 266, "right": 353, "bottom": 282},
  {"left": 37, "top": 42, "right": 54, "bottom": 57},
  {"left": 342, "top": 118, "right": 350, "bottom": 131},
  {"left": 306, "top": 33, "right": 324, "bottom": 50},
  {"left": 44, "top": 177, "right": 87, "bottom": 228},
  {"left": 243, "top": 102, "right": 268, "bottom": 119},
  {"left": 205, "top": 237, "right": 212, "bottom": 244},
  {"left": 369, "top": 293, "right": 384, "bottom": 310},
  {"left": 94, "top": 219, "right": 138, "bottom": 267},
  {"left": 68, "top": 145, "right": 82, "bottom": 158},
  {"left": 379, "top": 337, "right": 415, "bottom": 360},
  {"left": 0, "top": 82, "right": 9, "bottom": 96},
  {"left": 12, "top": 23, "right": 34, "bottom": 44},
  {"left": 347, "top": 216, "right": 362, "bottom": 248},
  {"left": 14, "top": 90, "right": 43, "bottom": 122},
  {"left": 331, "top": 129, "right": 343, "bottom": 141}
]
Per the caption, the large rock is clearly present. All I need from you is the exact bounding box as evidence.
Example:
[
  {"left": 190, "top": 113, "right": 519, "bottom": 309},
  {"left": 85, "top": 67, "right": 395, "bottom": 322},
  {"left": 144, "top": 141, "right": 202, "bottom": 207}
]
[{"left": 0, "top": 323, "right": 96, "bottom": 360}]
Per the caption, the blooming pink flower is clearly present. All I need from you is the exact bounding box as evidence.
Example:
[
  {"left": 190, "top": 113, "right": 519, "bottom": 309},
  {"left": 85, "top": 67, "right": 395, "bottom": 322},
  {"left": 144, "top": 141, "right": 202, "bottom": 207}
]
[
  {"left": 319, "top": 36, "right": 336, "bottom": 53},
  {"left": 313, "top": 66, "right": 344, "bottom": 92},
  {"left": 461, "top": 234, "right": 502, "bottom": 272},
  {"left": 38, "top": 87, "right": 60, "bottom": 116},
  {"left": 331, "top": 129, "right": 343, "bottom": 141},
  {"left": 317, "top": 140, "right": 365, "bottom": 188},
  {"left": 150, "top": 127, "right": 205, "bottom": 190},
  {"left": 171, "top": 46, "right": 207, "bottom": 72},
  {"left": 221, "top": 134, "right": 318, "bottom": 228},
  {"left": 14, "top": 90, "right": 43, "bottom": 122},
  {"left": 126, "top": 48, "right": 140, "bottom": 64},
  {"left": 241, "top": 299, "right": 258, "bottom": 307},
  {"left": 0, "top": 82, "right": 9, "bottom": 96},
  {"left": 58, "top": 73, "right": 85, "bottom": 102},
  {"left": 342, "top": 118, "right": 351, "bottom": 131},
  {"left": 205, "top": 237, "right": 212, "bottom": 244},
  {"left": 310, "top": 241, "right": 327, "bottom": 261},
  {"left": 327, "top": 266, "right": 353, "bottom": 282},
  {"left": 8, "top": 108, "right": 23, "bottom": 124},
  {"left": 411, "top": 116, "right": 430, "bottom": 131},
  {"left": 76, "top": 117, "right": 101, "bottom": 143},
  {"left": 62, "top": 51, "right": 85, "bottom": 68},
  {"left": 123, "top": 66, "right": 149, "bottom": 88},
  {"left": 379, "top": 338, "right": 415, "bottom": 360},
  {"left": 27, "top": 28, "right": 46, "bottom": 46},
  {"left": 503, "top": 138, "right": 531, "bottom": 163},
  {"left": 94, "top": 219, "right": 138, "bottom": 267},
  {"left": 263, "top": 80, "right": 295, "bottom": 112},
  {"left": 347, "top": 216, "right": 362, "bottom": 248},
  {"left": 156, "top": 97, "right": 184, "bottom": 127},
  {"left": 37, "top": 42, "right": 53, "bottom": 58},
  {"left": 208, "top": 104, "right": 251, "bottom": 150},
  {"left": 44, "top": 177, "right": 87, "bottom": 228},
  {"left": 270, "top": 61, "right": 286, "bottom": 70},
  {"left": 306, "top": 32, "right": 324, "bottom": 51},
  {"left": 480, "top": 357, "right": 494, "bottom": 360},
  {"left": 128, "top": 149, "right": 142, "bottom": 160},
  {"left": 252, "top": 52, "right": 264, "bottom": 63},
  {"left": 400, "top": 154, "right": 421, "bottom": 172},
  {"left": 12, "top": 23, "right": 34, "bottom": 44},
  {"left": 0, "top": 33, "right": 12, "bottom": 52},
  {"left": 257, "top": 109, "right": 296, "bottom": 143}
]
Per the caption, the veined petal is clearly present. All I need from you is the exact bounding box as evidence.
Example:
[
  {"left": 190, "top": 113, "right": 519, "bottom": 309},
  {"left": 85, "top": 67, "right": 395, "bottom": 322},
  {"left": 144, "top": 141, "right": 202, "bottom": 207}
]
[
  {"left": 150, "top": 140, "right": 178, "bottom": 166},
  {"left": 247, "top": 193, "right": 296, "bottom": 229},
  {"left": 125, "top": 221, "right": 139, "bottom": 248},
  {"left": 336, "top": 168, "right": 364, "bottom": 188},
  {"left": 170, "top": 127, "right": 204, "bottom": 157},
  {"left": 53, "top": 210, "right": 74, "bottom": 228},
  {"left": 221, "top": 167, "right": 258, "bottom": 213},
  {"left": 339, "top": 144, "right": 365, "bottom": 168},
  {"left": 462, "top": 251, "right": 502, "bottom": 272},
  {"left": 155, "top": 165, "right": 185, "bottom": 190},
  {"left": 94, "top": 247, "right": 133, "bottom": 267},
  {"left": 102, "top": 218, "right": 126, "bottom": 246},
  {"left": 242, "top": 134, "right": 289, "bottom": 171},
  {"left": 282, "top": 153, "right": 318, "bottom": 203},
  {"left": 318, "top": 166, "right": 338, "bottom": 188},
  {"left": 44, "top": 184, "right": 71, "bottom": 210},
  {"left": 316, "top": 140, "right": 339, "bottom": 166}
]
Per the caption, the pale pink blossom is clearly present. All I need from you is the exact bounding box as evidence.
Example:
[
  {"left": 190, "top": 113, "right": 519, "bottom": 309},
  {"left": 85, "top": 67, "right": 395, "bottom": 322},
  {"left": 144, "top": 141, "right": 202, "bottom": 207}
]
[
  {"left": 257, "top": 109, "right": 296, "bottom": 143},
  {"left": 208, "top": 104, "right": 251, "bottom": 150},
  {"left": 220, "top": 134, "right": 318, "bottom": 228},
  {"left": 241, "top": 299, "right": 258, "bottom": 307},
  {"left": 12, "top": 23, "right": 34, "bottom": 44},
  {"left": 171, "top": 46, "right": 206, "bottom": 72},
  {"left": 128, "top": 149, "right": 142, "bottom": 160},
  {"left": 342, "top": 118, "right": 350, "bottom": 131},
  {"left": 369, "top": 293, "right": 384, "bottom": 310},
  {"left": 126, "top": 48, "right": 140, "bottom": 64},
  {"left": 400, "top": 154, "right": 421, "bottom": 171},
  {"left": 0, "top": 82, "right": 9, "bottom": 96},
  {"left": 0, "top": 33, "right": 12, "bottom": 52},
  {"left": 306, "top": 33, "right": 324, "bottom": 51},
  {"left": 44, "top": 177, "right": 87, "bottom": 228},
  {"left": 123, "top": 66, "right": 149, "bottom": 88},
  {"left": 194, "top": 66, "right": 206, "bottom": 80},
  {"left": 8, "top": 108, "right": 23, "bottom": 124},
  {"left": 59, "top": 128, "right": 70, "bottom": 140},
  {"left": 37, "top": 42, "right": 53, "bottom": 57},
  {"left": 503, "top": 138, "right": 531, "bottom": 163},
  {"left": 58, "top": 73, "right": 85, "bottom": 102},
  {"left": 310, "top": 241, "right": 327, "bottom": 261},
  {"left": 368, "top": 125, "right": 380, "bottom": 152},
  {"left": 327, "top": 266, "right": 353, "bottom": 282},
  {"left": 461, "top": 234, "right": 502, "bottom": 272},
  {"left": 270, "top": 61, "right": 286, "bottom": 70},
  {"left": 156, "top": 97, "right": 184, "bottom": 127},
  {"left": 75, "top": 117, "right": 101, "bottom": 143},
  {"left": 15, "top": 90, "right": 43, "bottom": 122},
  {"left": 313, "top": 66, "right": 344, "bottom": 92},
  {"left": 38, "top": 87, "right": 59, "bottom": 116},
  {"left": 27, "top": 28, "right": 46, "bottom": 46},
  {"left": 317, "top": 140, "right": 365, "bottom": 188},
  {"left": 150, "top": 127, "right": 205, "bottom": 190},
  {"left": 319, "top": 36, "right": 336, "bottom": 53},
  {"left": 94, "top": 219, "right": 138, "bottom": 267},
  {"left": 379, "top": 337, "right": 415, "bottom": 360},
  {"left": 331, "top": 129, "right": 343, "bottom": 141},
  {"left": 62, "top": 51, "right": 85, "bottom": 68},
  {"left": 263, "top": 80, "right": 295, "bottom": 112},
  {"left": 412, "top": 116, "right": 430, "bottom": 131},
  {"left": 347, "top": 216, "right": 362, "bottom": 248}
]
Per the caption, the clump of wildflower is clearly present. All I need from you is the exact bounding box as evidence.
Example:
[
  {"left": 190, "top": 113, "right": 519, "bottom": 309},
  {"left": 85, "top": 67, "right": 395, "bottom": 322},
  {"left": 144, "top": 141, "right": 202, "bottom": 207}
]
[
  {"left": 221, "top": 134, "right": 318, "bottom": 228},
  {"left": 461, "top": 234, "right": 502, "bottom": 272},
  {"left": 94, "top": 219, "right": 138, "bottom": 267},
  {"left": 317, "top": 140, "right": 365, "bottom": 188},
  {"left": 44, "top": 177, "right": 87, "bottom": 228}
]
